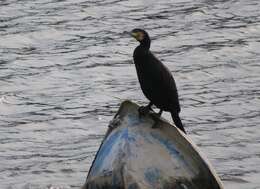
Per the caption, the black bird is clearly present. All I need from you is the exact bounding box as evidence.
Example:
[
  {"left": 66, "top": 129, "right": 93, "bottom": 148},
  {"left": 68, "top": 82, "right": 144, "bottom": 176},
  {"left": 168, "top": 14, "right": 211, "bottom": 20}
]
[{"left": 131, "top": 28, "right": 186, "bottom": 134}]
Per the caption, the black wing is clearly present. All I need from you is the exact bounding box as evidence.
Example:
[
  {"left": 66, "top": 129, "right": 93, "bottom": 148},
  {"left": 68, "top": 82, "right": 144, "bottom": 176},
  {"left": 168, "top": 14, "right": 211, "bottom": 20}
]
[{"left": 147, "top": 52, "right": 181, "bottom": 112}]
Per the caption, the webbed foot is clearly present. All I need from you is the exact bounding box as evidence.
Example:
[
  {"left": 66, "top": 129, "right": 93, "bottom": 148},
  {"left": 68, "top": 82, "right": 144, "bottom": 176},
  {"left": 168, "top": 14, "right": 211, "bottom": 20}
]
[
  {"left": 150, "top": 109, "right": 163, "bottom": 128},
  {"left": 138, "top": 102, "right": 153, "bottom": 118},
  {"left": 138, "top": 106, "right": 150, "bottom": 117}
]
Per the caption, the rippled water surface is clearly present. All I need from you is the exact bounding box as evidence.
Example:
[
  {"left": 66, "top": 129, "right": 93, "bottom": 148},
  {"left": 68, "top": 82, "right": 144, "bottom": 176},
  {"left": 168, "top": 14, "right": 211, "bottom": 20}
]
[{"left": 1, "top": 0, "right": 260, "bottom": 188}]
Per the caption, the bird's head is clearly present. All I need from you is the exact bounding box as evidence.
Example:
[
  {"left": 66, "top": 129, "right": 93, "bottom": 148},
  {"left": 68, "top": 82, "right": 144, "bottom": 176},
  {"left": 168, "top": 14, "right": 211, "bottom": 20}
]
[{"left": 131, "top": 28, "right": 150, "bottom": 48}]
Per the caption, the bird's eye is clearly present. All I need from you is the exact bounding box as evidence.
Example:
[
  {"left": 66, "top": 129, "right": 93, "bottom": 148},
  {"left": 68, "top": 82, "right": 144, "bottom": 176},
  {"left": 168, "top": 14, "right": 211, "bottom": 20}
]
[{"left": 138, "top": 32, "right": 144, "bottom": 41}]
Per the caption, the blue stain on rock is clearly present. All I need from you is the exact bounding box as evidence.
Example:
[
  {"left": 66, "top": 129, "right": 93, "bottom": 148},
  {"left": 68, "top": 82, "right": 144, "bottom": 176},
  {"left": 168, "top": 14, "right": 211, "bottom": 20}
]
[
  {"left": 140, "top": 131, "right": 156, "bottom": 144},
  {"left": 128, "top": 114, "right": 140, "bottom": 126},
  {"left": 151, "top": 133, "right": 180, "bottom": 157},
  {"left": 144, "top": 167, "right": 161, "bottom": 185},
  {"left": 119, "top": 127, "right": 136, "bottom": 143},
  {"left": 91, "top": 127, "right": 137, "bottom": 176},
  {"left": 127, "top": 133, "right": 136, "bottom": 143},
  {"left": 89, "top": 130, "right": 121, "bottom": 175},
  {"left": 120, "top": 128, "right": 128, "bottom": 139}
]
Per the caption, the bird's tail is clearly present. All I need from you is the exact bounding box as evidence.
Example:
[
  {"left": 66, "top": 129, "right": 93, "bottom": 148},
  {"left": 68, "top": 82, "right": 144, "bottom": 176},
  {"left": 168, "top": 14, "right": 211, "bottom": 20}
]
[{"left": 171, "top": 112, "right": 186, "bottom": 134}]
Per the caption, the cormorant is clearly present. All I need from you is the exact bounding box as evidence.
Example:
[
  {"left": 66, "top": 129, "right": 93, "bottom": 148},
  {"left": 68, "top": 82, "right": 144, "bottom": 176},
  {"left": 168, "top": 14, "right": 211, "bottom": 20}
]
[{"left": 131, "top": 28, "right": 186, "bottom": 134}]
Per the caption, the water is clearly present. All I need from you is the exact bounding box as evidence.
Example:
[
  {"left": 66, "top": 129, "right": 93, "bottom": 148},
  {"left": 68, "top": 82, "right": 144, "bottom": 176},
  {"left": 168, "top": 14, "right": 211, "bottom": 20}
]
[{"left": 0, "top": 0, "right": 260, "bottom": 188}]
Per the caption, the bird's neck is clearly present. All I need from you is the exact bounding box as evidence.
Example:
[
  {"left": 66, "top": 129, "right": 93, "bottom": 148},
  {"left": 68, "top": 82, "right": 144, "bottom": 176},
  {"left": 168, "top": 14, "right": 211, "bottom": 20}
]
[
  {"left": 134, "top": 45, "right": 149, "bottom": 58},
  {"left": 139, "top": 39, "right": 150, "bottom": 50},
  {"left": 134, "top": 39, "right": 151, "bottom": 61}
]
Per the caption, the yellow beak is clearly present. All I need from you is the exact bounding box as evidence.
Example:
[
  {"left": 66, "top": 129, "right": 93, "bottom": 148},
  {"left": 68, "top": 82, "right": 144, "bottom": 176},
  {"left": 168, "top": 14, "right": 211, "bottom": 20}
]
[{"left": 131, "top": 32, "right": 139, "bottom": 39}]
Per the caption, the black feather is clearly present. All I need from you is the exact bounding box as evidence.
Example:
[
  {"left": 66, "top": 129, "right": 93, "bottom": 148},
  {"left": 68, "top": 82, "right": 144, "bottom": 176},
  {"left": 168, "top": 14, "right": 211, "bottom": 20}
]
[{"left": 132, "top": 28, "right": 186, "bottom": 133}]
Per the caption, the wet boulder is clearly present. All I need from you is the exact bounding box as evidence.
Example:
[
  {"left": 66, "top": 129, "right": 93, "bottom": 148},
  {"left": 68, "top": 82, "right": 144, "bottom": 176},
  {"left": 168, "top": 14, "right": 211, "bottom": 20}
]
[{"left": 83, "top": 100, "right": 224, "bottom": 189}]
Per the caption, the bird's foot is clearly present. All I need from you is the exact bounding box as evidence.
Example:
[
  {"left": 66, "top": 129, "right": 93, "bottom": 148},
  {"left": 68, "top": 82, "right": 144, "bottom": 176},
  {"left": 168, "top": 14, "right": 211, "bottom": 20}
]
[
  {"left": 138, "top": 105, "right": 151, "bottom": 117},
  {"left": 150, "top": 112, "right": 162, "bottom": 128}
]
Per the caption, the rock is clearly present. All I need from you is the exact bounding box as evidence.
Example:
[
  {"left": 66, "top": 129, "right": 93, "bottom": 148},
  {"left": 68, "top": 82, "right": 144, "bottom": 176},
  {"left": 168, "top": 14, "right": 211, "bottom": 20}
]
[{"left": 83, "top": 100, "right": 224, "bottom": 189}]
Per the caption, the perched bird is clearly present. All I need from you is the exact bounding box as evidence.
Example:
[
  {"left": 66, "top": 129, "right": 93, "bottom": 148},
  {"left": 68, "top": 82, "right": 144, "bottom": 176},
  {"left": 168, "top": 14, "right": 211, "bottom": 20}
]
[{"left": 131, "top": 28, "right": 186, "bottom": 133}]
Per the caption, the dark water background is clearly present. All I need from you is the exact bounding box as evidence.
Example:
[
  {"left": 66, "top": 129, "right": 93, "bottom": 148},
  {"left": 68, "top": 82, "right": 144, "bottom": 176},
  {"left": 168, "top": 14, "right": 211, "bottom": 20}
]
[{"left": 1, "top": 0, "right": 260, "bottom": 188}]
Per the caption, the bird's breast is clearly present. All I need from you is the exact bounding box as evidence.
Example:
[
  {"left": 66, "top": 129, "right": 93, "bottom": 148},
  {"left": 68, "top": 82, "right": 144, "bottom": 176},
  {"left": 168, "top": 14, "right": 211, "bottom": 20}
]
[{"left": 133, "top": 51, "right": 180, "bottom": 111}]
